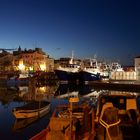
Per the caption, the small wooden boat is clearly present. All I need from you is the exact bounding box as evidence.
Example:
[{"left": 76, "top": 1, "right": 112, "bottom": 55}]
[
  {"left": 12, "top": 101, "right": 50, "bottom": 119},
  {"left": 12, "top": 117, "right": 39, "bottom": 132}
]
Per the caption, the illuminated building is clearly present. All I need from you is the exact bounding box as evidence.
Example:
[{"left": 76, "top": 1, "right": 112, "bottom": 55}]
[{"left": 13, "top": 47, "right": 54, "bottom": 72}]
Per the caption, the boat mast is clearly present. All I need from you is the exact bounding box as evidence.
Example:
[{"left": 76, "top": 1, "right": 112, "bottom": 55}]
[{"left": 69, "top": 50, "right": 74, "bottom": 64}]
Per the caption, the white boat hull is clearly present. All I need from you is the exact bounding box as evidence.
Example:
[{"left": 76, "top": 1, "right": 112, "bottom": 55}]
[{"left": 13, "top": 104, "right": 50, "bottom": 119}]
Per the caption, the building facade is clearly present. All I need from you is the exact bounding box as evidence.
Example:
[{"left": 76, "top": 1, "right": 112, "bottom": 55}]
[
  {"left": 13, "top": 47, "right": 54, "bottom": 72},
  {"left": 0, "top": 47, "right": 54, "bottom": 73},
  {"left": 134, "top": 56, "right": 140, "bottom": 80}
]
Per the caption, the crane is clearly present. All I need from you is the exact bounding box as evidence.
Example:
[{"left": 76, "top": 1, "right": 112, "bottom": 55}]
[
  {"left": 0, "top": 48, "right": 17, "bottom": 51},
  {"left": 0, "top": 48, "right": 17, "bottom": 53}
]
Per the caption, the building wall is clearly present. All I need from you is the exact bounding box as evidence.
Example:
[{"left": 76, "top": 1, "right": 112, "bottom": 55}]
[
  {"left": 45, "top": 58, "right": 54, "bottom": 72},
  {"left": 134, "top": 57, "right": 140, "bottom": 80},
  {"left": 110, "top": 71, "right": 137, "bottom": 80}
]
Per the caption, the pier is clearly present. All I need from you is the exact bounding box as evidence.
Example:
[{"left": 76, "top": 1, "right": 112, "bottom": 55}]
[{"left": 87, "top": 80, "right": 140, "bottom": 92}]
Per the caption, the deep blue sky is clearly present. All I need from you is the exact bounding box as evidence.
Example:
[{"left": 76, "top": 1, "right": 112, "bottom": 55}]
[{"left": 0, "top": 0, "right": 140, "bottom": 65}]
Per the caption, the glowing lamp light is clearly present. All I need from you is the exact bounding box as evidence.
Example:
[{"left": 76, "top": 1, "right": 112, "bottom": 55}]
[
  {"left": 18, "top": 60, "right": 25, "bottom": 71},
  {"left": 39, "top": 87, "right": 46, "bottom": 93},
  {"left": 40, "top": 63, "right": 46, "bottom": 71},
  {"left": 18, "top": 63, "right": 25, "bottom": 71},
  {"left": 29, "top": 66, "right": 33, "bottom": 71}
]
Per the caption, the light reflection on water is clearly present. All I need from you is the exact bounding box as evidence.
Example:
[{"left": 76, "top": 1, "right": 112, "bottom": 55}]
[{"left": 0, "top": 83, "right": 140, "bottom": 140}]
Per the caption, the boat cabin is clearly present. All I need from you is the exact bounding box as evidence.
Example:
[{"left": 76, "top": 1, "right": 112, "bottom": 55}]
[{"left": 95, "top": 91, "right": 140, "bottom": 140}]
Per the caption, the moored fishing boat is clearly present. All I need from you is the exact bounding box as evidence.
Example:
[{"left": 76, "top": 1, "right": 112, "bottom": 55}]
[
  {"left": 55, "top": 63, "right": 80, "bottom": 84},
  {"left": 12, "top": 100, "right": 50, "bottom": 119},
  {"left": 79, "top": 69, "right": 101, "bottom": 84},
  {"left": 79, "top": 58, "right": 101, "bottom": 84},
  {"left": 55, "top": 52, "right": 80, "bottom": 84}
]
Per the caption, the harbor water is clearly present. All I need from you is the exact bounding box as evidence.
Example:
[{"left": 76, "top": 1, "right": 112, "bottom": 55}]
[{"left": 0, "top": 82, "right": 140, "bottom": 140}]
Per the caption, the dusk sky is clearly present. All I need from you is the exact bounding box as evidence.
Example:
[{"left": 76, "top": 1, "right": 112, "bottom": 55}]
[{"left": 0, "top": 0, "right": 140, "bottom": 65}]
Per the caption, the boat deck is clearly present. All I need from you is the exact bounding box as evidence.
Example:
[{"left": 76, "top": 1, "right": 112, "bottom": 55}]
[{"left": 30, "top": 104, "right": 95, "bottom": 140}]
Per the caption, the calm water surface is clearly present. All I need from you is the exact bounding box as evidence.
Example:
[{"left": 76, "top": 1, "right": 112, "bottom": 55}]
[{"left": 0, "top": 83, "right": 140, "bottom": 140}]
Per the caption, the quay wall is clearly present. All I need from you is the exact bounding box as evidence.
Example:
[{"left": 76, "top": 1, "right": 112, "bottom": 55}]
[
  {"left": 87, "top": 81, "right": 140, "bottom": 92},
  {"left": 110, "top": 71, "right": 137, "bottom": 80}
]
